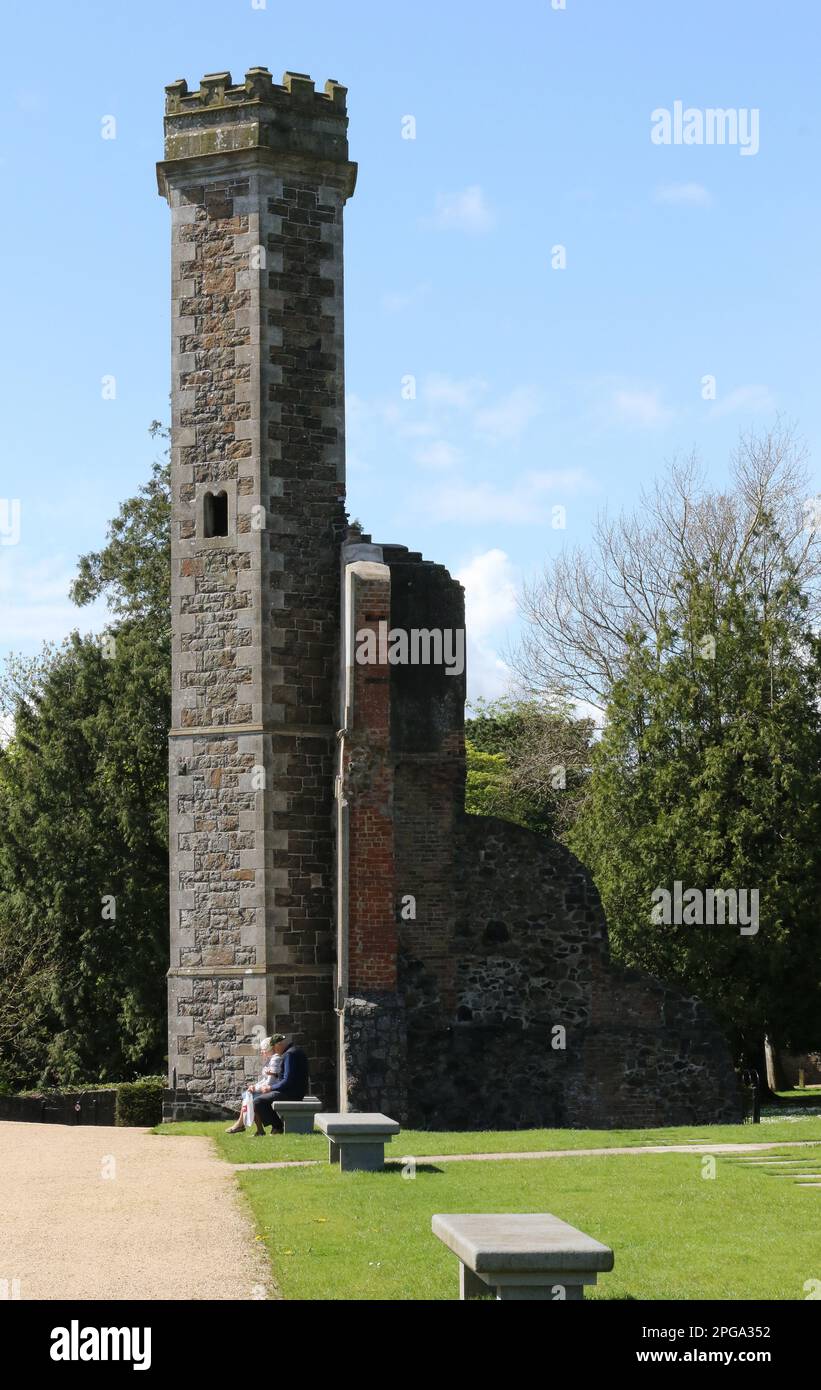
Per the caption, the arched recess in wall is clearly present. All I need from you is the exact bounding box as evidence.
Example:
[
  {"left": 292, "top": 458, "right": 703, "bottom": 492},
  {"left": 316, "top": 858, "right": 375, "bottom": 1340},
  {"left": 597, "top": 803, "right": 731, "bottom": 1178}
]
[{"left": 203, "top": 489, "right": 229, "bottom": 537}]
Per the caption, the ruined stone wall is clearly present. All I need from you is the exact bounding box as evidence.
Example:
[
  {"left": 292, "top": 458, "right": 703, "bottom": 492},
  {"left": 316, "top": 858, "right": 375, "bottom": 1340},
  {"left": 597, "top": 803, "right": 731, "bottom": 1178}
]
[
  {"left": 335, "top": 556, "right": 402, "bottom": 1113},
  {"left": 345, "top": 564, "right": 397, "bottom": 994},
  {"left": 357, "top": 546, "right": 742, "bottom": 1129},
  {"left": 399, "top": 814, "right": 740, "bottom": 1129},
  {"left": 342, "top": 994, "right": 407, "bottom": 1117}
]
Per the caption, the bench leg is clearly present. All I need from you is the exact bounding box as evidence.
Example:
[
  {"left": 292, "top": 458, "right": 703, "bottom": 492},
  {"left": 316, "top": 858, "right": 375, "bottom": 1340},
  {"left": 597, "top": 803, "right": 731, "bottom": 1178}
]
[
  {"left": 338, "top": 1142, "right": 385, "bottom": 1172},
  {"left": 283, "top": 1116, "right": 314, "bottom": 1134},
  {"left": 496, "top": 1279, "right": 587, "bottom": 1301},
  {"left": 459, "top": 1264, "right": 492, "bottom": 1301}
]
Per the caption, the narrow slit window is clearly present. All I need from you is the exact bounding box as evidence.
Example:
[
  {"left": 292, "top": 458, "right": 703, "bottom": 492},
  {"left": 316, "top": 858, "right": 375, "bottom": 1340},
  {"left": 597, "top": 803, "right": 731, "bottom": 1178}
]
[{"left": 203, "top": 490, "right": 229, "bottom": 537}]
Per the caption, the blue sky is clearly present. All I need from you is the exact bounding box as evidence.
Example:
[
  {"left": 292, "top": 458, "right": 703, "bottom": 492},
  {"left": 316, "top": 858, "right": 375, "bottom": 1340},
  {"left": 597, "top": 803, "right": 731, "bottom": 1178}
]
[{"left": 1, "top": 0, "right": 819, "bottom": 701}]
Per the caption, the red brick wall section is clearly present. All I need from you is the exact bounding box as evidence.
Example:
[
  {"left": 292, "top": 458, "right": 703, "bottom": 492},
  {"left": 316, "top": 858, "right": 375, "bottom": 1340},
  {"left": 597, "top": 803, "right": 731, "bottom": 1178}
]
[{"left": 346, "top": 573, "right": 398, "bottom": 993}]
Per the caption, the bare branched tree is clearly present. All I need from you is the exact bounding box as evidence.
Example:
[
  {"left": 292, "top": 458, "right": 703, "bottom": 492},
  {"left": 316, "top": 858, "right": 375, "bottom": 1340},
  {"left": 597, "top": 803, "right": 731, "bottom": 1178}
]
[
  {"left": 0, "top": 647, "right": 56, "bottom": 729},
  {"left": 503, "top": 702, "right": 595, "bottom": 836},
  {"left": 514, "top": 423, "right": 821, "bottom": 710}
]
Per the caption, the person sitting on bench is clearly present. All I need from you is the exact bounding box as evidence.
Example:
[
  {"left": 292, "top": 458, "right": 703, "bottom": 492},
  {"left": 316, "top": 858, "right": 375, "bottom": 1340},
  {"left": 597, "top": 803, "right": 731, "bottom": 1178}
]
[
  {"left": 225, "top": 1033, "right": 286, "bottom": 1134},
  {"left": 251, "top": 1036, "right": 309, "bottom": 1135}
]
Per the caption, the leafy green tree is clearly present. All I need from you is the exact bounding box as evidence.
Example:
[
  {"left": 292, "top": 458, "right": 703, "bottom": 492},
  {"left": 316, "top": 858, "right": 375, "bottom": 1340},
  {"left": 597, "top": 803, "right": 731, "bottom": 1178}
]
[
  {"left": 0, "top": 428, "right": 170, "bottom": 1089},
  {"left": 571, "top": 532, "right": 821, "bottom": 1069},
  {"left": 70, "top": 423, "right": 171, "bottom": 626},
  {"left": 465, "top": 697, "right": 593, "bottom": 839}
]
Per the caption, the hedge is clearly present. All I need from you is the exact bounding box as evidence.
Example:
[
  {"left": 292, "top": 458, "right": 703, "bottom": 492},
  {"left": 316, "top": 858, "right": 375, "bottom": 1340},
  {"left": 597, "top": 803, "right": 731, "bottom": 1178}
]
[
  {"left": 115, "top": 1077, "right": 166, "bottom": 1127},
  {"left": 11, "top": 1075, "right": 166, "bottom": 1127}
]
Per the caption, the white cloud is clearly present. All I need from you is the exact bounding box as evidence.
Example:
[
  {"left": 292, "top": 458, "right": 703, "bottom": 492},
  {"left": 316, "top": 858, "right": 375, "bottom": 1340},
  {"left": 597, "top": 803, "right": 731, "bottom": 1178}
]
[
  {"left": 402, "top": 420, "right": 438, "bottom": 439},
  {"left": 345, "top": 391, "right": 370, "bottom": 429},
  {"left": 0, "top": 555, "right": 72, "bottom": 605},
  {"left": 710, "top": 384, "right": 775, "bottom": 418},
  {"left": 0, "top": 552, "right": 107, "bottom": 646},
  {"left": 423, "top": 374, "right": 488, "bottom": 410},
  {"left": 426, "top": 185, "right": 495, "bottom": 234},
  {"left": 344, "top": 392, "right": 374, "bottom": 473},
  {"left": 475, "top": 386, "right": 542, "bottom": 443},
  {"left": 457, "top": 549, "right": 517, "bottom": 637},
  {"left": 654, "top": 182, "right": 712, "bottom": 207},
  {"left": 456, "top": 549, "right": 517, "bottom": 702},
  {"left": 429, "top": 469, "right": 593, "bottom": 525},
  {"left": 573, "top": 697, "right": 607, "bottom": 730},
  {"left": 414, "top": 440, "right": 462, "bottom": 470},
  {"left": 610, "top": 387, "right": 673, "bottom": 429},
  {"left": 347, "top": 380, "right": 567, "bottom": 515},
  {"left": 464, "top": 641, "right": 512, "bottom": 702}
]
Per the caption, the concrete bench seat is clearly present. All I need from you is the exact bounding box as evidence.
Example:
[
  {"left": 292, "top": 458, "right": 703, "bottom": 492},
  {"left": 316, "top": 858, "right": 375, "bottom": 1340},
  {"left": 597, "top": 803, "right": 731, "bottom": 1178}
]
[
  {"left": 272, "top": 1096, "right": 322, "bottom": 1134},
  {"left": 432, "top": 1213, "right": 614, "bottom": 1301},
  {"left": 315, "top": 1112, "right": 400, "bottom": 1171}
]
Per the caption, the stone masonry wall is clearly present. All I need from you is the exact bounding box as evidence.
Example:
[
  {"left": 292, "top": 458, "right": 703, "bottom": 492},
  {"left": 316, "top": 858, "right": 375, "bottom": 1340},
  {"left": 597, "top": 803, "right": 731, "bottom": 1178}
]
[
  {"left": 342, "top": 994, "right": 407, "bottom": 1117},
  {"left": 345, "top": 544, "right": 741, "bottom": 1129},
  {"left": 165, "top": 161, "right": 270, "bottom": 1102},
  {"left": 399, "top": 814, "right": 740, "bottom": 1129},
  {"left": 160, "top": 69, "right": 356, "bottom": 1106}
]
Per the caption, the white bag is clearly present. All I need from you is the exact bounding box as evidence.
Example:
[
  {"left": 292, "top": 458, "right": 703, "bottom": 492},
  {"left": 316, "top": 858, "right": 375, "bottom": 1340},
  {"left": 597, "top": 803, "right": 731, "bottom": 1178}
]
[{"left": 242, "top": 1089, "right": 256, "bottom": 1130}]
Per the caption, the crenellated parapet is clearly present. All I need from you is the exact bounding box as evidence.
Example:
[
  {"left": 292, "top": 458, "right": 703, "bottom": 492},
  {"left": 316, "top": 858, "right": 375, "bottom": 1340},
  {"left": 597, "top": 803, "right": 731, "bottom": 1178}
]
[
  {"left": 158, "top": 67, "right": 354, "bottom": 192},
  {"left": 164, "top": 68, "right": 347, "bottom": 113}
]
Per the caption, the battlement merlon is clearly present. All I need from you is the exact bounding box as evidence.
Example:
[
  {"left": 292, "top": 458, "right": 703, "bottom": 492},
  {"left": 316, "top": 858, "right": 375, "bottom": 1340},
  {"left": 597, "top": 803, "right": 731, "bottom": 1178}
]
[{"left": 157, "top": 67, "right": 356, "bottom": 200}]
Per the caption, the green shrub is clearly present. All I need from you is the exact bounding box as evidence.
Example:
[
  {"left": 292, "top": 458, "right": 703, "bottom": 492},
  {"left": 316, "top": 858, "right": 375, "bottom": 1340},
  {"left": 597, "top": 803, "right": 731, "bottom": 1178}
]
[{"left": 115, "top": 1076, "right": 166, "bottom": 1127}]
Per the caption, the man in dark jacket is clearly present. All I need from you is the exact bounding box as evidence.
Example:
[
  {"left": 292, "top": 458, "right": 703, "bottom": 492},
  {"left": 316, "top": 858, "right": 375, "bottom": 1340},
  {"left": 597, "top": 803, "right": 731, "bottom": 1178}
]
[{"left": 252, "top": 1037, "right": 309, "bottom": 1134}]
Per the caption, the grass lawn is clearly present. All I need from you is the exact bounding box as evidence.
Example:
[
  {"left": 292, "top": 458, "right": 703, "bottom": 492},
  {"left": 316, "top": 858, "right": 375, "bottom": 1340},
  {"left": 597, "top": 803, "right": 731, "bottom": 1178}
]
[
  {"left": 238, "top": 1148, "right": 821, "bottom": 1300},
  {"left": 155, "top": 1117, "right": 821, "bottom": 1300}
]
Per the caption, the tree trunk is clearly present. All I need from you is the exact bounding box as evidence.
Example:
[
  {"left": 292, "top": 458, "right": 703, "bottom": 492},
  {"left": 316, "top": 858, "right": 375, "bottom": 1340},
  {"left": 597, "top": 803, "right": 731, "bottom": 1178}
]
[{"left": 764, "top": 1036, "right": 784, "bottom": 1095}]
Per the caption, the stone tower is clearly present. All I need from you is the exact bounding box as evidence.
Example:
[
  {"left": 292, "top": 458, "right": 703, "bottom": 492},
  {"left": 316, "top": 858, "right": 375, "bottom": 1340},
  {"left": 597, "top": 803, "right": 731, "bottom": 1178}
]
[{"left": 158, "top": 68, "right": 356, "bottom": 1107}]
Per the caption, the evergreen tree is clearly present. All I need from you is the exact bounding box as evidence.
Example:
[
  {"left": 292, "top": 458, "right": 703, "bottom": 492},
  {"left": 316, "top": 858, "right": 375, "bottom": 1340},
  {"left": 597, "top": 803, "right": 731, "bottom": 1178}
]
[
  {"left": 571, "top": 526, "right": 821, "bottom": 1067},
  {"left": 0, "top": 431, "right": 170, "bottom": 1089}
]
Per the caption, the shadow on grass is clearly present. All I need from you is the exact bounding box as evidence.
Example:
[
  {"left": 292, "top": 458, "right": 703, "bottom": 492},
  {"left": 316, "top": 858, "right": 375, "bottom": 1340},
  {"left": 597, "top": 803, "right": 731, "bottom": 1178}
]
[
  {"left": 772, "top": 1092, "right": 821, "bottom": 1109},
  {"left": 381, "top": 1162, "right": 444, "bottom": 1176}
]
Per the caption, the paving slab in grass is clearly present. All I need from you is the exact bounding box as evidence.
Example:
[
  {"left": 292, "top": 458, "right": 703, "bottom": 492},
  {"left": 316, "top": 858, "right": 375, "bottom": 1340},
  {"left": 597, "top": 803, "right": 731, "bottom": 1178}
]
[{"left": 232, "top": 1137, "right": 821, "bottom": 1173}]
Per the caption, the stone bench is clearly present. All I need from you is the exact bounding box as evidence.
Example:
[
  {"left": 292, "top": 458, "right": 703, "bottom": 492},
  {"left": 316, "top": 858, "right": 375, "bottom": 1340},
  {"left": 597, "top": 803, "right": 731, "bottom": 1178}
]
[
  {"left": 272, "top": 1096, "right": 322, "bottom": 1134},
  {"left": 431, "top": 1213, "right": 614, "bottom": 1301},
  {"left": 315, "top": 1112, "right": 400, "bottom": 1171}
]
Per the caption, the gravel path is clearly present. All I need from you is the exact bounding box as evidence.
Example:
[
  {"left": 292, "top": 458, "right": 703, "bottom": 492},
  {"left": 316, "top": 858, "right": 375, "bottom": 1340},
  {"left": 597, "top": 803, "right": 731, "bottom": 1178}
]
[{"left": 0, "top": 1122, "right": 272, "bottom": 1301}]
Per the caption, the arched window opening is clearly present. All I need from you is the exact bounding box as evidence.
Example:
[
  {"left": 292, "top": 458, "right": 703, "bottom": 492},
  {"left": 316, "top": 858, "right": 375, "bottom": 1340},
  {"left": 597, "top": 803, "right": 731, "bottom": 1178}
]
[{"left": 203, "top": 490, "right": 229, "bottom": 537}]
